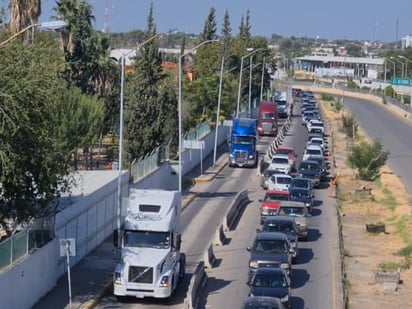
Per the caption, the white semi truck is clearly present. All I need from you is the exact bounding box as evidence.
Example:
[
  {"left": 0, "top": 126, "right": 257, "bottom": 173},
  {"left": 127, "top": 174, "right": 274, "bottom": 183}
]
[{"left": 113, "top": 189, "right": 185, "bottom": 300}]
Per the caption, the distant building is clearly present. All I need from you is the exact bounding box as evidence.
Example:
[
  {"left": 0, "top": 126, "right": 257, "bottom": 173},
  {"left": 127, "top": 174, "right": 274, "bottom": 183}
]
[{"left": 401, "top": 35, "right": 412, "bottom": 50}]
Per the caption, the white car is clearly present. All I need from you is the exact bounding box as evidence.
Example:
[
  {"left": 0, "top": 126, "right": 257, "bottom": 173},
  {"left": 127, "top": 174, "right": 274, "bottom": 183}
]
[
  {"left": 303, "top": 145, "right": 324, "bottom": 160},
  {"left": 267, "top": 174, "right": 293, "bottom": 192},
  {"left": 307, "top": 137, "right": 325, "bottom": 152},
  {"left": 269, "top": 154, "right": 292, "bottom": 174},
  {"left": 307, "top": 120, "right": 324, "bottom": 132}
]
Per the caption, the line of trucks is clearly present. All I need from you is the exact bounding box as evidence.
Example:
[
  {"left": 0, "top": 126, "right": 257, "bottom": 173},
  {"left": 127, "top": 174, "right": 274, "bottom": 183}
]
[{"left": 112, "top": 94, "right": 287, "bottom": 301}]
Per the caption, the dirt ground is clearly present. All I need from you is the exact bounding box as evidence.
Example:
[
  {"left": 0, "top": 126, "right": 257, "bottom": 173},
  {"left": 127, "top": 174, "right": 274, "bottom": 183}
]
[{"left": 318, "top": 96, "right": 412, "bottom": 308}]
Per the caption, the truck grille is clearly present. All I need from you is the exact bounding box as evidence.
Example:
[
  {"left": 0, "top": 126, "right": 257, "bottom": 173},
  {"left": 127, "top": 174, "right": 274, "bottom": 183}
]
[
  {"left": 234, "top": 150, "right": 248, "bottom": 163},
  {"left": 258, "top": 262, "right": 280, "bottom": 268},
  {"left": 262, "top": 123, "right": 272, "bottom": 132},
  {"left": 128, "top": 266, "right": 153, "bottom": 283}
]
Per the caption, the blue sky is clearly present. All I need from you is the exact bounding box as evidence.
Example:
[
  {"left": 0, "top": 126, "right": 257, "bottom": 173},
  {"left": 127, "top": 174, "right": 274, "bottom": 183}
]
[{"left": 40, "top": 0, "right": 411, "bottom": 42}]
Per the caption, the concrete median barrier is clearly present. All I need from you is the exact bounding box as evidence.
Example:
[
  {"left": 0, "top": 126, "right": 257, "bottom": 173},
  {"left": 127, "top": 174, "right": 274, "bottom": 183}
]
[
  {"left": 204, "top": 243, "right": 217, "bottom": 269},
  {"left": 183, "top": 261, "right": 208, "bottom": 309},
  {"left": 214, "top": 224, "right": 227, "bottom": 246},
  {"left": 223, "top": 189, "right": 249, "bottom": 232}
]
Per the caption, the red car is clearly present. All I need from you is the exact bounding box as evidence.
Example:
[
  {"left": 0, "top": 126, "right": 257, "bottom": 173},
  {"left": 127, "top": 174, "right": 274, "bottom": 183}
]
[
  {"left": 259, "top": 190, "right": 291, "bottom": 224},
  {"left": 276, "top": 146, "right": 297, "bottom": 168}
]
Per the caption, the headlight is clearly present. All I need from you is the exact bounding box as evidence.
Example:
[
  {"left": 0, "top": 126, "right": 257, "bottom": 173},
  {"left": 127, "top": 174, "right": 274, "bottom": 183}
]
[
  {"left": 280, "top": 294, "right": 289, "bottom": 303},
  {"left": 305, "top": 202, "right": 311, "bottom": 207},
  {"left": 249, "top": 260, "right": 258, "bottom": 268},
  {"left": 159, "top": 275, "right": 169, "bottom": 287},
  {"left": 261, "top": 207, "right": 269, "bottom": 215},
  {"left": 280, "top": 263, "right": 290, "bottom": 270},
  {"left": 249, "top": 155, "right": 254, "bottom": 159},
  {"left": 114, "top": 272, "right": 122, "bottom": 284}
]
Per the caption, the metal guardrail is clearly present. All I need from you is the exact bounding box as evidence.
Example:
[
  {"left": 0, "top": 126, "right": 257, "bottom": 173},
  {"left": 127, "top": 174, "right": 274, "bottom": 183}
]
[{"left": 0, "top": 217, "right": 54, "bottom": 271}]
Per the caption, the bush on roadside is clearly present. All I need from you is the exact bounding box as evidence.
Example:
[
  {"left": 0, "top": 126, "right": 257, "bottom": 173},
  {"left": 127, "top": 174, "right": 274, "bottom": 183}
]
[
  {"left": 321, "top": 93, "right": 334, "bottom": 101},
  {"left": 347, "top": 140, "right": 389, "bottom": 181},
  {"left": 341, "top": 113, "right": 358, "bottom": 138}
]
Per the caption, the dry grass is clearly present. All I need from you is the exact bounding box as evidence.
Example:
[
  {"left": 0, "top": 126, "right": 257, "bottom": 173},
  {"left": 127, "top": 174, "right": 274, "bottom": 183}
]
[{"left": 318, "top": 93, "right": 412, "bottom": 308}]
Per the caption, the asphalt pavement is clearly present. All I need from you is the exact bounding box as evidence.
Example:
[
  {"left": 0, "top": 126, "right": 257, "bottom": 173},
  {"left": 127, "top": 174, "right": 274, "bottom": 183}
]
[{"left": 32, "top": 143, "right": 229, "bottom": 309}]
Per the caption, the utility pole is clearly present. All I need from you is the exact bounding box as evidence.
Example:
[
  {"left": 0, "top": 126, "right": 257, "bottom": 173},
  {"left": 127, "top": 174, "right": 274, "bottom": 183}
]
[{"left": 395, "top": 18, "right": 399, "bottom": 50}]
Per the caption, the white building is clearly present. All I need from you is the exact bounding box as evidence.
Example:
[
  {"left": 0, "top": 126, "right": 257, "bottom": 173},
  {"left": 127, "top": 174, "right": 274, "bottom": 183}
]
[{"left": 401, "top": 35, "right": 412, "bottom": 50}]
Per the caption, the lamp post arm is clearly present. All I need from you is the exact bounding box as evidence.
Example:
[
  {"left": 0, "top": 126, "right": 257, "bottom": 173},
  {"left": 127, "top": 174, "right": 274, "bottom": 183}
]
[{"left": 0, "top": 24, "right": 38, "bottom": 48}]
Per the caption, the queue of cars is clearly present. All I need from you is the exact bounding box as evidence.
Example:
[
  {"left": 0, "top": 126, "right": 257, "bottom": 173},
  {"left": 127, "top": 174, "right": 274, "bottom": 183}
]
[{"left": 243, "top": 89, "right": 329, "bottom": 309}]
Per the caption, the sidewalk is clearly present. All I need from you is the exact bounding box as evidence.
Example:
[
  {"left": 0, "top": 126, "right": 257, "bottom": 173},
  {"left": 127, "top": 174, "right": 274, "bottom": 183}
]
[{"left": 32, "top": 143, "right": 228, "bottom": 309}]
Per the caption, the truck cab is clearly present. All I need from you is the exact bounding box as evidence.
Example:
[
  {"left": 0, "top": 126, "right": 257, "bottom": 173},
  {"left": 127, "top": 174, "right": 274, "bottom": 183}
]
[
  {"left": 257, "top": 101, "right": 278, "bottom": 136},
  {"left": 113, "top": 189, "right": 185, "bottom": 300},
  {"left": 228, "top": 118, "right": 258, "bottom": 168}
]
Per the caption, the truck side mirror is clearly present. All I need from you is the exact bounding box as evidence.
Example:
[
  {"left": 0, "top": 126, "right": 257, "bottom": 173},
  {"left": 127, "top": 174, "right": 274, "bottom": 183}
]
[
  {"left": 113, "top": 229, "right": 120, "bottom": 247},
  {"left": 173, "top": 234, "right": 182, "bottom": 251}
]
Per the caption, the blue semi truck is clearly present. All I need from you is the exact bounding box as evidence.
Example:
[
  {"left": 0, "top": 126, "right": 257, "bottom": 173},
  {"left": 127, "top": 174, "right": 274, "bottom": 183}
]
[{"left": 228, "top": 118, "right": 258, "bottom": 168}]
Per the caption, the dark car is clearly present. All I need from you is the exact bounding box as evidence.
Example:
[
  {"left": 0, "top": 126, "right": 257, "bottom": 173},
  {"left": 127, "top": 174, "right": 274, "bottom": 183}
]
[
  {"left": 290, "top": 177, "right": 314, "bottom": 197},
  {"left": 242, "top": 296, "right": 285, "bottom": 309},
  {"left": 247, "top": 232, "right": 293, "bottom": 282},
  {"left": 297, "top": 160, "right": 322, "bottom": 188},
  {"left": 248, "top": 268, "right": 291, "bottom": 309},
  {"left": 307, "top": 154, "right": 328, "bottom": 180},
  {"left": 260, "top": 216, "right": 299, "bottom": 263},
  {"left": 289, "top": 187, "right": 314, "bottom": 213}
]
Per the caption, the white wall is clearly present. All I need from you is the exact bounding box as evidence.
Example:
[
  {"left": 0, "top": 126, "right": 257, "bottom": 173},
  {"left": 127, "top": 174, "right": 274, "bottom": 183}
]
[{"left": 0, "top": 239, "right": 59, "bottom": 309}]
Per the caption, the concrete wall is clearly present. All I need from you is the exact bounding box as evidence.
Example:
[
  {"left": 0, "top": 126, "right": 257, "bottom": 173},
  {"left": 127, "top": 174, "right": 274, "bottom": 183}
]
[{"left": 0, "top": 239, "right": 59, "bottom": 309}]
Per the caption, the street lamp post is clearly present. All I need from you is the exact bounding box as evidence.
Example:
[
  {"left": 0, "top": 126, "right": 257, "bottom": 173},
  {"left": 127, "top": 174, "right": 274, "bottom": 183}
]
[
  {"left": 386, "top": 58, "right": 396, "bottom": 79},
  {"left": 0, "top": 20, "right": 67, "bottom": 48},
  {"left": 213, "top": 55, "right": 225, "bottom": 166},
  {"left": 391, "top": 57, "right": 405, "bottom": 77},
  {"left": 260, "top": 57, "right": 266, "bottom": 102},
  {"left": 399, "top": 55, "right": 412, "bottom": 78},
  {"left": 248, "top": 54, "right": 254, "bottom": 117},
  {"left": 236, "top": 48, "right": 265, "bottom": 117},
  {"left": 117, "top": 30, "right": 177, "bottom": 244},
  {"left": 178, "top": 39, "right": 219, "bottom": 192}
]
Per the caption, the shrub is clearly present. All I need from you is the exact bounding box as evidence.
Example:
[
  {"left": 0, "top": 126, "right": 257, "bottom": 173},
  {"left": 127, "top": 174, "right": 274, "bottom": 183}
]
[
  {"left": 347, "top": 80, "right": 359, "bottom": 89},
  {"left": 341, "top": 113, "right": 358, "bottom": 138},
  {"left": 347, "top": 140, "right": 389, "bottom": 181},
  {"left": 321, "top": 93, "right": 334, "bottom": 101}
]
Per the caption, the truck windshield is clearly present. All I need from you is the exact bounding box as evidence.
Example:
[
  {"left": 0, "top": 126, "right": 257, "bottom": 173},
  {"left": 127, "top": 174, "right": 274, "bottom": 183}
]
[
  {"left": 261, "top": 113, "right": 275, "bottom": 119},
  {"left": 233, "top": 136, "right": 253, "bottom": 145},
  {"left": 124, "top": 230, "right": 170, "bottom": 249}
]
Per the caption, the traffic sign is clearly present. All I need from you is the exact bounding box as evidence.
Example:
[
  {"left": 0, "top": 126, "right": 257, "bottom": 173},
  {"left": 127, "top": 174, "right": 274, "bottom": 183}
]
[
  {"left": 183, "top": 140, "right": 205, "bottom": 149},
  {"left": 391, "top": 77, "right": 411, "bottom": 86}
]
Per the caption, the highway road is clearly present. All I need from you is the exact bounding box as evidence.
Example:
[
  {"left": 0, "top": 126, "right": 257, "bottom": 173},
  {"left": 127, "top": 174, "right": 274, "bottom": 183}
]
[
  {"left": 343, "top": 97, "right": 412, "bottom": 194},
  {"left": 96, "top": 102, "right": 344, "bottom": 308},
  {"left": 200, "top": 109, "right": 343, "bottom": 309}
]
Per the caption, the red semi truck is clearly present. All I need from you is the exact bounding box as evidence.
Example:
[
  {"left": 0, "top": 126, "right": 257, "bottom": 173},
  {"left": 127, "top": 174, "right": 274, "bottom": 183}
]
[{"left": 257, "top": 101, "right": 278, "bottom": 136}]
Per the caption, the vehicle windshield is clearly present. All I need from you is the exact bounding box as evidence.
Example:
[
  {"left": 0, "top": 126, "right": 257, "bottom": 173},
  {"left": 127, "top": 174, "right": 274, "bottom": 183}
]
[
  {"left": 299, "top": 162, "right": 319, "bottom": 171},
  {"left": 274, "top": 176, "right": 292, "bottom": 185},
  {"left": 261, "top": 113, "right": 275, "bottom": 119},
  {"left": 251, "top": 273, "right": 289, "bottom": 288},
  {"left": 124, "top": 230, "right": 170, "bottom": 249},
  {"left": 265, "top": 193, "right": 289, "bottom": 202},
  {"left": 276, "top": 149, "right": 292, "bottom": 156},
  {"left": 263, "top": 222, "right": 295, "bottom": 234},
  {"left": 292, "top": 180, "right": 309, "bottom": 188},
  {"left": 233, "top": 136, "right": 254, "bottom": 145},
  {"left": 272, "top": 158, "right": 289, "bottom": 164},
  {"left": 264, "top": 170, "right": 278, "bottom": 178},
  {"left": 278, "top": 207, "right": 305, "bottom": 216},
  {"left": 253, "top": 239, "right": 288, "bottom": 254}
]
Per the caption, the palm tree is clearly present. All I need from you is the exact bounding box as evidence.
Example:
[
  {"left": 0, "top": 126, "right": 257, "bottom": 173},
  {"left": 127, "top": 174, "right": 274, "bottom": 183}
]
[{"left": 9, "top": 0, "right": 41, "bottom": 42}]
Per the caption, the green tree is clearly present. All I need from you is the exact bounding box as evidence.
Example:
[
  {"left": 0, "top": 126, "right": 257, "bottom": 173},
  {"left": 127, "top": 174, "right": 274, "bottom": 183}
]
[
  {"left": 201, "top": 6, "right": 217, "bottom": 42},
  {"left": 347, "top": 140, "right": 389, "bottom": 181},
  {"left": 221, "top": 9, "right": 232, "bottom": 59},
  {"left": 0, "top": 41, "right": 103, "bottom": 228},
  {"left": 124, "top": 4, "right": 165, "bottom": 165}
]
